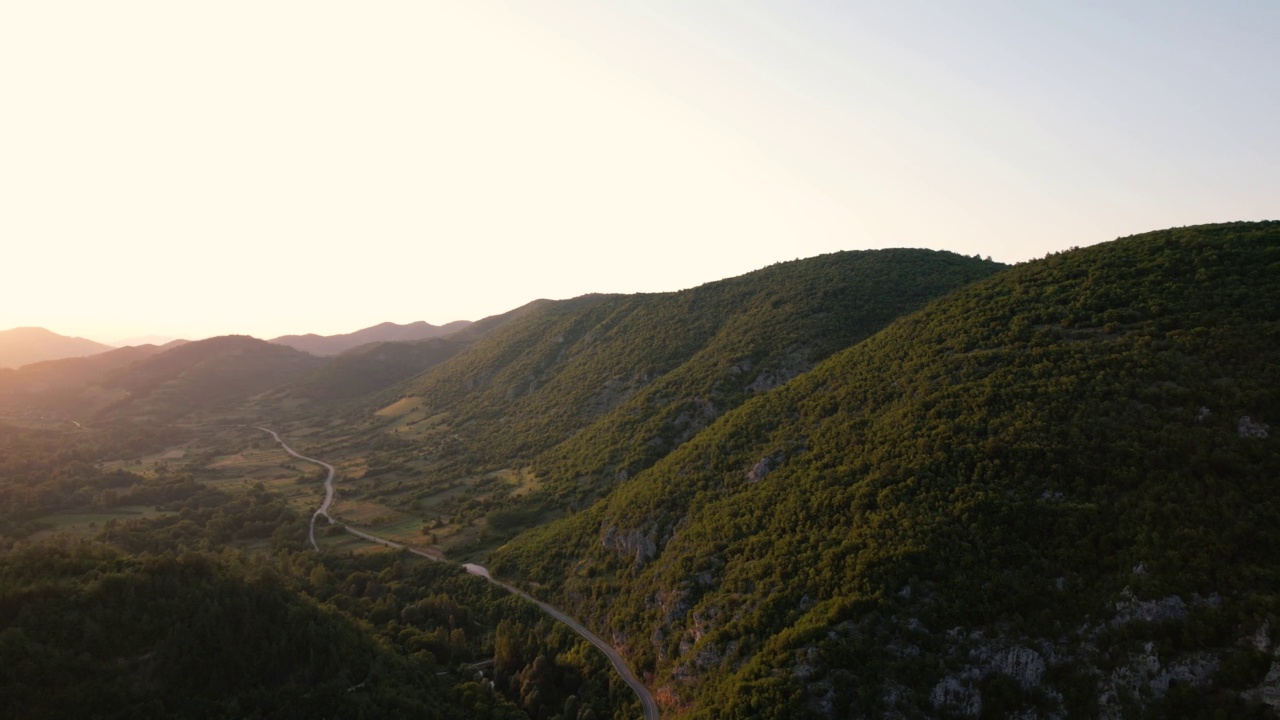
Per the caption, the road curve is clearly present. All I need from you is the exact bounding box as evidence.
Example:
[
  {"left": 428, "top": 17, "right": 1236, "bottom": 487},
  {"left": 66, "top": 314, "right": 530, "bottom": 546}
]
[
  {"left": 252, "top": 427, "right": 659, "bottom": 718},
  {"left": 464, "top": 564, "right": 661, "bottom": 720},
  {"left": 255, "top": 427, "right": 335, "bottom": 550}
]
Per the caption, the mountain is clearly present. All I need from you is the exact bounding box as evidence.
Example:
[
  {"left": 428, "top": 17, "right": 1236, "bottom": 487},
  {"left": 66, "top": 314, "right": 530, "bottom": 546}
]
[
  {"left": 0, "top": 327, "right": 114, "bottom": 369},
  {"left": 355, "top": 250, "right": 1004, "bottom": 512},
  {"left": 4, "top": 224, "right": 1279, "bottom": 717},
  {"left": 278, "top": 337, "right": 467, "bottom": 405},
  {"left": 0, "top": 343, "right": 173, "bottom": 415},
  {"left": 491, "top": 221, "right": 1280, "bottom": 717},
  {"left": 96, "top": 335, "right": 326, "bottom": 420},
  {"left": 270, "top": 320, "right": 473, "bottom": 356},
  {"left": 113, "top": 334, "right": 184, "bottom": 347}
]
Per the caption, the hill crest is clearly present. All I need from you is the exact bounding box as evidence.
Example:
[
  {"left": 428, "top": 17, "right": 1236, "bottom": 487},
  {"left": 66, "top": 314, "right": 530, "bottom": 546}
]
[
  {"left": 270, "top": 320, "right": 472, "bottom": 356},
  {"left": 0, "top": 327, "right": 114, "bottom": 369}
]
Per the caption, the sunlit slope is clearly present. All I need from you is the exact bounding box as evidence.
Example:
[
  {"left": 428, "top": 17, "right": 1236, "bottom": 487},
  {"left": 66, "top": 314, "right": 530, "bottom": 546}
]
[
  {"left": 379, "top": 249, "right": 1003, "bottom": 495},
  {"left": 494, "top": 222, "right": 1280, "bottom": 718}
]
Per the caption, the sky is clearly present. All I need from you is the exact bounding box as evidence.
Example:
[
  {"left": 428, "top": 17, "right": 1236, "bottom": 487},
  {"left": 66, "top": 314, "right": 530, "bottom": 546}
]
[{"left": 2, "top": 1, "right": 1276, "bottom": 344}]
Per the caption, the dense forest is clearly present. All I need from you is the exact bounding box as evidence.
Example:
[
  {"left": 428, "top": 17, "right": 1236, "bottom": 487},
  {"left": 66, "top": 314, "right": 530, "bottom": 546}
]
[
  {"left": 0, "top": 432, "right": 639, "bottom": 719},
  {"left": 493, "top": 221, "right": 1280, "bottom": 717},
  {"left": 2, "top": 222, "right": 1278, "bottom": 717}
]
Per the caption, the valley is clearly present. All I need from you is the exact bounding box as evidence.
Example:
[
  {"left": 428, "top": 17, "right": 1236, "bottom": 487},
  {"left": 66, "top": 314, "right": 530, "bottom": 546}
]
[{"left": 2, "top": 223, "right": 1279, "bottom": 718}]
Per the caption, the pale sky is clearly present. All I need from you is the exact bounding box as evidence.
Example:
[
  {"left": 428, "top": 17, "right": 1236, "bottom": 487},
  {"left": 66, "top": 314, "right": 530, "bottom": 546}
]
[{"left": 2, "top": 1, "right": 1276, "bottom": 344}]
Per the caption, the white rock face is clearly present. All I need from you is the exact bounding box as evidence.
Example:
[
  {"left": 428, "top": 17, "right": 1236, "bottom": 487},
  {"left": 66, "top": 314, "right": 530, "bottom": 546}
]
[
  {"left": 1254, "top": 661, "right": 1280, "bottom": 710},
  {"left": 746, "top": 454, "right": 779, "bottom": 483},
  {"left": 1112, "top": 588, "right": 1189, "bottom": 626},
  {"left": 1098, "top": 642, "right": 1219, "bottom": 718},
  {"left": 600, "top": 524, "right": 657, "bottom": 567},
  {"left": 930, "top": 675, "right": 982, "bottom": 717},
  {"left": 991, "top": 647, "right": 1046, "bottom": 689},
  {"left": 1239, "top": 416, "right": 1270, "bottom": 438}
]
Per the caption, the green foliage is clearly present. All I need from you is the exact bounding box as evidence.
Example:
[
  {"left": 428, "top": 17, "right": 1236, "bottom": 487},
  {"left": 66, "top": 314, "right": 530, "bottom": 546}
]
[
  {"left": 0, "top": 541, "right": 456, "bottom": 719},
  {"left": 0, "top": 421, "right": 186, "bottom": 541},
  {"left": 360, "top": 249, "right": 1002, "bottom": 514},
  {"left": 281, "top": 337, "right": 466, "bottom": 405},
  {"left": 495, "top": 222, "right": 1280, "bottom": 716},
  {"left": 93, "top": 335, "right": 325, "bottom": 420}
]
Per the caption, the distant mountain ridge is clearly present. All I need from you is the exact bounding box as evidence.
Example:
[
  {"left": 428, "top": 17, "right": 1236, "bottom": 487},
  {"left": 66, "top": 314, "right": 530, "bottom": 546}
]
[
  {"left": 0, "top": 327, "right": 114, "bottom": 369},
  {"left": 0, "top": 342, "right": 175, "bottom": 412},
  {"left": 100, "top": 335, "right": 325, "bottom": 419},
  {"left": 270, "top": 320, "right": 472, "bottom": 356}
]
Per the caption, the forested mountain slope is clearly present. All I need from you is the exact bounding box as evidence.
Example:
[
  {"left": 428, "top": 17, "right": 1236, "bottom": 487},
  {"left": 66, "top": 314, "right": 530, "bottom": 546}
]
[
  {"left": 0, "top": 343, "right": 170, "bottom": 415},
  {"left": 97, "top": 336, "right": 325, "bottom": 420},
  {"left": 492, "top": 222, "right": 1280, "bottom": 718},
  {"left": 274, "top": 337, "right": 467, "bottom": 405},
  {"left": 373, "top": 250, "right": 1003, "bottom": 499}
]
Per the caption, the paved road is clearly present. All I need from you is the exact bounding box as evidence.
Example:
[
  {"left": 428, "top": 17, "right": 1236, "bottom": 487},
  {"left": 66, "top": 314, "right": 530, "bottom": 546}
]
[
  {"left": 255, "top": 427, "right": 335, "bottom": 550},
  {"left": 252, "top": 427, "right": 660, "bottom": 718},
  {"left": 463, "top": 564, "right": 661, "bottom": 720}
]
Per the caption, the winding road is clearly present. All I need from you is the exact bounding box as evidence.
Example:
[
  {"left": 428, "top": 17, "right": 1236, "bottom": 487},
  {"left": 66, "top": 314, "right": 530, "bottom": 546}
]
[
  {"left": 254, "top": 427, "right": 660, "bottom": 719},
  {"left": 254, "top": 427, "right": 335, "bottom": 550},
  {"left": 462, "top": 563, "right": 661, "bottom": 720}
]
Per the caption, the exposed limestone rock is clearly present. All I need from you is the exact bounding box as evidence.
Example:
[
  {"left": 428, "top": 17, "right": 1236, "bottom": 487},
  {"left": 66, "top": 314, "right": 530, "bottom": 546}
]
[
  {"left": 671, "top": 398, "right": 719, "bottom": 444},
  {"left": 746, "top": 348, "right": 812, "bottom": 393},
  {"left": 990, "top": 646, "right": 1046, "bottom": 689},
  {"left": 1253, "top": 621, "right": 1273, "bottom": 653},
  {"left": 793, "top": 646, "right": 821, "bottom": 680},
  {"left": 1250, "top": 660, "right": 1280, "bottom": 710},
  {"left": 1112, "top": 587, "right": 1188, "bottom": 626},
  {"left": 600, "top": 524, "right": 658, "bottom": 568},
  {"left": 746, "top": 453, "right": 781, "bottom": 483},
  {"left": 1098, "top": 642, "right": 1218, "bottom": 717},
  {"left": 808, "top": 682, "right": 836, "bottom": 719},
  {"left": 1239, "top": 416, "right": 1270, "bottom": 438},
  {"left": 930, "top": 675, "right": 982, "bottom": 717}
]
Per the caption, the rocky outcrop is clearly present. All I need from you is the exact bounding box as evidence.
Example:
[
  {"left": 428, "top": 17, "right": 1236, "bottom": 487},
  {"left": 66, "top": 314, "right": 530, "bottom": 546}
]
[
  {"left": 600, "top": 524, "right": 658, "bottom": 568},
  {"left": 1097, "top": 642, "right": 1218, "bottom": 718},
  {"left": 746, "top": 348, "right": 812, "bottom": 393},
  {"left": 990, "top": 646, "right": 1046, "bottom": 689},
  {"left": 745, "top": 453, "right": 782, "bottom": 483},
  {"left": 1239, "top": 416, "right": 1270, "bottom": 439},
  {"left": 930, "top": 675, "right": 983, "bottom": 717},
  {"left": 1111, "top": 587, "right": 1189, "bottom": 626}
]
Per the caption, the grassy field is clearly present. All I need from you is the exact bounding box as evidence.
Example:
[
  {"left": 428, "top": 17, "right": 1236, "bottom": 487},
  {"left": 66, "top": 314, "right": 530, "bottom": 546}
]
[
  {"left": 133, "top": 422, "right": 546, "bottom": 563},
  {"left": 29, "top": 505, "right": 177, "bottom": 541},
  {"left": 375, "top": 397, "right": 423, "bottom": 418}
]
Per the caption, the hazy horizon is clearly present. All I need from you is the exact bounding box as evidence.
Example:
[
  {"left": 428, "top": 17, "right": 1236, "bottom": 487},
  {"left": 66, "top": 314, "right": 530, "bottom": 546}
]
[{"left": 3, "top": 2, "right": 1276, "bottom": 341}]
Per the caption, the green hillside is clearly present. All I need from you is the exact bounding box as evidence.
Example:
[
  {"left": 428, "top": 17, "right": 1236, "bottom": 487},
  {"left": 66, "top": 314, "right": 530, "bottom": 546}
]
[
  {"left": 277, "top": 337, "right": 466, "bottom": 405},
  {"left": 0, "top": 344, "right": 168, "bottom": 416},
  {"left": 98, "top": 335, "right": 325, "bottom": 420},
  {"left": 492, "top": 222, "right": 1280, "bottom": 718},
  {"left": 0, "top": 336, "right": 315, "bottom": 423},
  {"left": 364, "top": 250, "right": 1003, "bottom": 504}
]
